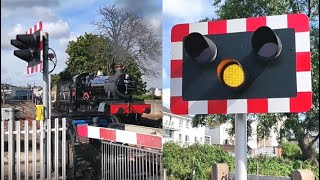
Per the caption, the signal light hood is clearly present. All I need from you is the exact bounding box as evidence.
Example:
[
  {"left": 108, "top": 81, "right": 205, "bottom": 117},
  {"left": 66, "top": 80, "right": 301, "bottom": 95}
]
[
  {"left": 251, "top": 26, "right": 282, "bottom": 61},
  {"left": 183, "top": 32, "right": 217, "bottom": 64}
]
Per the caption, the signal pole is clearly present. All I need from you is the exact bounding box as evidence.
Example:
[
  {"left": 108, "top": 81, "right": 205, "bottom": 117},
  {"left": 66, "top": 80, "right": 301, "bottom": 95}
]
[
  {"left": 42, "top": 32, "right": 49, "bottom": 178},
  {"left": 235, "top": 114, "right": 248, "bottom": 180}
]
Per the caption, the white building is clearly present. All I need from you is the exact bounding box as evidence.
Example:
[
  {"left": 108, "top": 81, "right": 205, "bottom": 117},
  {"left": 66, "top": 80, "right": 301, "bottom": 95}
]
[
  {"left": 208, "top": 121, "right": 233, "bottom": 145},
  {"left": 163, "top": 106, "right": 211, "bottom": 145},
  {"left": 1, "top": 84, "right": 33, "bottom": 101},
  {"left": 148, "top": 88, "right": 162, "bottom": 97}
]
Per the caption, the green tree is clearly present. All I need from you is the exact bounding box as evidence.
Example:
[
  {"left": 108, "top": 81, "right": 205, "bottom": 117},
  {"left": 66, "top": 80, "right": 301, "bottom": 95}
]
[
  {"left": 281, "top": 141, "right": 302, "bottom": 160},
  {"left": 65, "top": 33, "right": 114, "bottom": 75},
  {"left": 193, "top": 0, "right": 319, "bottom": 165}
]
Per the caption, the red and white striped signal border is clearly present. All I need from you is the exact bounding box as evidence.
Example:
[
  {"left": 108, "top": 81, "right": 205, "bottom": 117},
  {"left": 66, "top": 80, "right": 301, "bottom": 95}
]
[
  {"left": 170, "top": 14, "right": 312, "bottom": 114},
  {"left": 77, "top": 125, "right": 163, "bottom": 149},
  {"left": 26, "top": 21, "right": 43, "bottom": 74}
]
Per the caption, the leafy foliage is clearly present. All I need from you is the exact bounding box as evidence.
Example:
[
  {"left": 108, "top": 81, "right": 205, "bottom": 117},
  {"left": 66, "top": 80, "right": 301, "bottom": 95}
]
[
  {"left": 163, "top": 142, "right": 319, "bottom": 180},
  {"left": 65, "top": 33, "right": 114, "bottom": 75},
  {"left": 163, "top": 142, "right": 233, "bottom": 180},
  {"left": 281, "top": 141, "right": 302, "bottom": 160}
]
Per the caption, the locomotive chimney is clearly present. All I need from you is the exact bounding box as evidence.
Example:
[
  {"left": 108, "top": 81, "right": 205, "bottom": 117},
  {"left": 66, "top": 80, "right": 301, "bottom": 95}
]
[{"left": 114, "top": 64, "right": 124, "bottom": 74}]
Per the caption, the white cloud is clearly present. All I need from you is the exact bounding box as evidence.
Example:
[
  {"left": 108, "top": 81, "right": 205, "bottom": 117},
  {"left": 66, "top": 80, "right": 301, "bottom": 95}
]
[
  {"left": 1, "top": 51, "right": 43, "bottom": 86},
  {"left": 1, "top": 24, "right": 25, "bottom": 49},
  {"left": 163, "top": 0, "right": 205, "bottom": 20},
  {"left": 43, "top": 19, "right": 70, "bottom": 38},
  {"left": 33, "top": 6, "right": 58, "bottom": 21},
  {"left": 162, "top": 88, "right": 170, "bottom": 108},
  {"left": 1, "top": 8, "right": 12, "bottom": 18},
  {"left": 1, "top": 19, "right": 71, "bottom": 50},
  {"left": 1, "top": 64, "right": 7, "bottom": 75},
  {"left": 2, "top": 6, "right": 58, "bottom": 21},
  {"left": 162, "top": 67, "right": 168, "bottom": 80},
  {"left": 59, "top": 32, "right": 78, "bottom": 46},
  {"left": 147, "top": 15, "right": 162, "bottom": 33},
  {"left": 2, "top": 0, "right": 59, "bottom": 8}
]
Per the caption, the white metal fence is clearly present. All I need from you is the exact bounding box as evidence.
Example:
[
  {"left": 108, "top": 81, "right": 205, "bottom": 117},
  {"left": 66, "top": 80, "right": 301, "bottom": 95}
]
[
  {"left": 101, "top": 141, "right": 163, "bottom": 180},
  {"left": 1, "top": 108, "right": 67, "bottom": 180}
]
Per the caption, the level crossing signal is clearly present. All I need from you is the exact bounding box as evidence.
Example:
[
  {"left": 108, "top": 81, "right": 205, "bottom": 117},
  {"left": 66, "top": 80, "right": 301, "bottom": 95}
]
[
  {"left": 170, "top": 14, "right": 312, "bottom": 114},
  {"left": 11, "top": 29, "right": 42, "bottom": 67}
]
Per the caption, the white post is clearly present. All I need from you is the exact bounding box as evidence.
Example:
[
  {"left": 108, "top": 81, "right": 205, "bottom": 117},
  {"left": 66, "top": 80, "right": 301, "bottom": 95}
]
[
  {"left": 235, "top": 113, "right": 247, "bottom": 180},
  {"left": 49, "top": 75, "right": 51, "bottom": 119}
]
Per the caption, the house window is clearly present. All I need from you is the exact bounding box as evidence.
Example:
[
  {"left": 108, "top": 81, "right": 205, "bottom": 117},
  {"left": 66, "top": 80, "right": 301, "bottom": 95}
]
[
  {"left": 186, "top": 121, "right": 190, "bottom": 128},
  {"left": 164, "top": 129, "right": 173, "bottom": 138},
  {"left": 204, "top": 136, "right": 211, "bottom": 144},
  {"left": 185, "top": 135, "right": 189, "bottom": 142},
  {"left": 179, "top": 134, "right": 182, "bottom": 141},
  {"left": 179, "top": 119, "right": 183, "bottom": 127}
]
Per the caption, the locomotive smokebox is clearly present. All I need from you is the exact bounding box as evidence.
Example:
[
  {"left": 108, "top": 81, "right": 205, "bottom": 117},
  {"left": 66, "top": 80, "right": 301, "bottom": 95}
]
[{"left": 104, "top": 66, "right": 136, "bottom": 99}]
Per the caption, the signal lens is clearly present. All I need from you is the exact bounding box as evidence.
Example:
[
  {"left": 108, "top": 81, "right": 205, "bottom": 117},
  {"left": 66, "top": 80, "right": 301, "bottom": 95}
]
[
  {"left": 217, "top": 59, "right": 246, "bottom": 90},
  {"left": 222, "top": 64, "right": 245, "bottom": 88},
  {"left": 251, "top": 26, "right": 282, "bottom": 61}
]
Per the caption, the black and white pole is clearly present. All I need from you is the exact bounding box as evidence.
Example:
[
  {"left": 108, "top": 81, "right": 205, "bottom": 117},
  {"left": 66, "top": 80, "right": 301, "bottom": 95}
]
[{"left": 235, "top": 113, "right": 247, "bottom": 180}]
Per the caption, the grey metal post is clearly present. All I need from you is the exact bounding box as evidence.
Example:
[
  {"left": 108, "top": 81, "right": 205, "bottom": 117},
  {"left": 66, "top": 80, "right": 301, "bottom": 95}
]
[
  {"left": 43, "top": 32, "right": 49, "bottom": 124},
  {"left": 43, "top": 32, "right": 49, "bottom": 177},
  {"left": 235, "top": 113, "right": 247, "bottom": 180}
]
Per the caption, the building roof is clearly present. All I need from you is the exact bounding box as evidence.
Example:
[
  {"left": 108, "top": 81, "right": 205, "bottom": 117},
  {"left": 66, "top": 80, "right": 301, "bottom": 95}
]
[{"left": 163, "top": 106, "right": 193, "bottom": 119}]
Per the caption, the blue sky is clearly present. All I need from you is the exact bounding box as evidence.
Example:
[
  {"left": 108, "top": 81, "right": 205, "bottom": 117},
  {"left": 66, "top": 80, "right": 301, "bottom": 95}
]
[
  {"left": 1, "top": 0, "right": 162, "bottom": 89},
  {"left": 162, "top": 0, "right": 217, "bottom": 108}
]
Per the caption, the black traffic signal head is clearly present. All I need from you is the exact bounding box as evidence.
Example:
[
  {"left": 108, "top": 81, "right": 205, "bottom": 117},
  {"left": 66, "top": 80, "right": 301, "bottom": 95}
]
[
  {"left": 251, "top": 26, "right": 282, "bottom": 61},
  {"left": 182, "top": 25, "right": 296, "bottom": 100},
  {"left": 10, "top": 30, "right": 42, "bottom": 67}
]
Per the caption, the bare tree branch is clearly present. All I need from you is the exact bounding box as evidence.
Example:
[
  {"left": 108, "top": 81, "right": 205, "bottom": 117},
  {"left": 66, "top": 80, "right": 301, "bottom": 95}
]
[
  {"left": 308, "top": 0, "right": 311, "bottom": 17},
  {"left": 92, "top": 5, "right": 161, "bottom": 78},
  {"left": 308, "top": 133, "right": 319, "bottom": 148}
]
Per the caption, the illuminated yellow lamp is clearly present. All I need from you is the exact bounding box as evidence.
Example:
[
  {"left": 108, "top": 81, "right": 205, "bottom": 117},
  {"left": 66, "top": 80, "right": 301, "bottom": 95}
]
[{"left": 217, "top": 59, "right": 245, "bottom": 89}]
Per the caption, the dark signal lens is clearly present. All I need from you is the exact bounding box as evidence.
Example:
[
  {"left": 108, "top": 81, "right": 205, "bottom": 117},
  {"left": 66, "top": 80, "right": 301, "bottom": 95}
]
[
  {"left": 183, "top": 32, "right": 217, "bottom": 64},
  {"left": 251, "top": 26, "right": 282, "bottom": 61}
]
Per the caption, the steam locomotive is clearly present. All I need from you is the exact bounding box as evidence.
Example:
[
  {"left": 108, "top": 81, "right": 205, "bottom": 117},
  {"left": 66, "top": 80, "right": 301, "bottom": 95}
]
[{"left": 53, "top": 64, "right": 151, "bottom": 126}]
